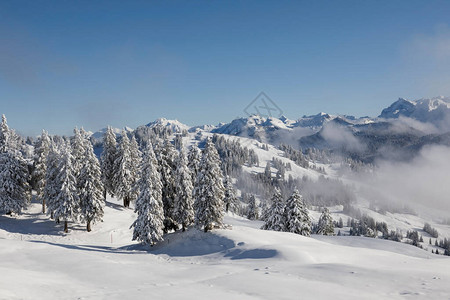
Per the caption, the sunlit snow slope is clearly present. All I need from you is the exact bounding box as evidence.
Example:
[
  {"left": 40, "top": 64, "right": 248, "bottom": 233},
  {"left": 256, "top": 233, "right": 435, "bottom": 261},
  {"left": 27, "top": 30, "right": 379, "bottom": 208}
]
[{"left": 1, "top": 198, "right": 449, "bottom": 299}]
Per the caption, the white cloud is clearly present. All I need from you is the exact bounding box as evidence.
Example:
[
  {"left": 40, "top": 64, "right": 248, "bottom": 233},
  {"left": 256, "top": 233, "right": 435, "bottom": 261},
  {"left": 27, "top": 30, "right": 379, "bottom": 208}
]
[
  {"left": 321, "top": 123, "right": 365, "bottom": 152},
  {"left": 361, "top": 145, "right": 450, "bottom": 215}
]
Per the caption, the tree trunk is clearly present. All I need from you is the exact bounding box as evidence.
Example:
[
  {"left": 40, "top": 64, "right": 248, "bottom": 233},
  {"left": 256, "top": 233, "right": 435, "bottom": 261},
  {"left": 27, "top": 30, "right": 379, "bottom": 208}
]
[
  {"left": 51, "top": 211, "right": 54, "bottom": 219},
  {"left": 42, "top": 199, "right": 46, "bottom": 214},
  {"left": 87, "top": 220, "right": 91, "bottom": 232},
  {"left": 64, "top": 221, "right": 68, "bottom": 233},
  {"left": 123, "top": 196, "right": 129, "bottom": 208},
  {"left": 103, "top": 189, "right": 107, "bottom": 201}
]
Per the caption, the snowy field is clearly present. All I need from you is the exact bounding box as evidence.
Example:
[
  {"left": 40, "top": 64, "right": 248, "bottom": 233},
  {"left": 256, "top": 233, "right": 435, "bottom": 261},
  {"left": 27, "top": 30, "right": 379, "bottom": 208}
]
[{"left": 1, "top": 198, "right": 449, "bottom": 300}]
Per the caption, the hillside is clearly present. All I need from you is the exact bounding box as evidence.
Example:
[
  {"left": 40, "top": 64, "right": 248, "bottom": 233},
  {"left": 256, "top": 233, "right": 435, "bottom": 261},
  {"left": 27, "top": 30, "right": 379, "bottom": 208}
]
[{"left": 1, "top": 198, "right": 449, "bottom": 299}]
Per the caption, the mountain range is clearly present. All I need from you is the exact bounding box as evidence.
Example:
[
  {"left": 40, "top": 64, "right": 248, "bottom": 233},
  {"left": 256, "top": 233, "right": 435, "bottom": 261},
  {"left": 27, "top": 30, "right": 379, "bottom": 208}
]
[{"left": 92, "top": 96, "right": 450, "bottom": 162}]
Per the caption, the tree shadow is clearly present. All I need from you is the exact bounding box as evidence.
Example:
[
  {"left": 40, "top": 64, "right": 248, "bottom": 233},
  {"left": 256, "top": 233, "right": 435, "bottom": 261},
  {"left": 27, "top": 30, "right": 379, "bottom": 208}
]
[
  {"left": 150, "top": 229, "right": 237, "bottom": 257},
  {"left": 26, "top": 230, "right": 279, "bottom": 261},
  {"left": 28, "top": 240, "right": 143, "bottom": 254},
  {"left": 104, "top": 200, "right": 128, "bottom": 211},
  {"left": 0, "top": 212, "right": 63, "bottom": 236},
  {"left": 224, "top": 248, "right": 278, "bottom": 260}
]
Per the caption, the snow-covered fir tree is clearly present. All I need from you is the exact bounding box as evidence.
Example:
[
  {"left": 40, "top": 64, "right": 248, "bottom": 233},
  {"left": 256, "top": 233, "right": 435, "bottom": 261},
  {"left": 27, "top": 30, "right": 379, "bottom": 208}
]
[
  {"left": 194, "top": 138, "right": 225, "bottom": 232},
  {"left": 174, "top": 148, "right": 194, "bottom": 231},
  {"left": 246, "top": 194, "right": 259, "bottom": 220},
  {"left": 129, "top": 135, "right": 142, "bottom": 202},
  {"left": 316, "top": 207, "right": 335, "bottom": 235},
  {"left": 32, "top": 130, "right": 51, "bottom": 213},
  {"left": 262, "top": 188, "right": 285, "bottom": 231},
  {"left": 157, "top": 139, "right": 178, "bottom": 232},
  {"left": 0, "top": 115, "right": 24, "bottom": 155},
  {"left": 71, "top": 128, "right": 88, "bottom": 176},
  {"left": 284, "top": 188, "right": 311, "bottom": 236},
  {"left": 78, "top": 141, "right": 104, "bottom": 232},
  {"left": 187, "top": 144, "right": 201, "bottom": 183},
  {"left": 264, "top": 161, "right": 272, "bottom": 180},
  {"left": 147, "top": 142, "right": 163, "bottom": 204},
  {"left": 131, "top": 143, "right": 165, "bottom": 246},
  {"left": 44, "top": 139, "right": 61, "bottom": 219},
  {"left": 113, "top": 131, "right": 134, "bottom": 208},
  {"left": 100, "top": 126, "right": 117, "bottom": 199},
  {"left": 0, "top": 114, "right": 9, "bottom": 153},
  {"left": 51, "top": 143, "right": 78, "bottom": 233},
  {"left": 223, "top": 176, "right": 238, "bottom": 213},
  {"left": 0, "top": 151, "right": 31, "bottom": 215}
]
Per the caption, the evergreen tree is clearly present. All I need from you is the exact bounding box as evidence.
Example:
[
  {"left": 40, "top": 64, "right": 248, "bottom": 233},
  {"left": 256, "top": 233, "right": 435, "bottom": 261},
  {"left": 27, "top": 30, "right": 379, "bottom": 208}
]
[
  {"left": 285, "top": 189, "right": 311, "bottom": 236},
  {"left": 246, "top": 194, "right": 259, "bottom": 220},
  {"left": 100, "top": 126, "right": 117, "bottom": 199},
  {"left": 51, "top": 143, "right": 78, "bottom": 233},
  {"left": 147, "top": 142, "right": 163, "bottom": 204},
  {"left": 338, "top": 217, "right": 344, "bottom": 228},
  {"left": 264, "top": 161, "right": 272, "bottom": 179},
  {"left": 187, "top": 144, "right": 201, "bottom": 183},
  {"left": 0, "top": 151, "right": 31, "bottom": 214},
  {"left": 131, "top": 144, "right": 165, "bottom": 246},
  {"left": 262, "top": 188, "right": 285, "bottom": 231},
  {"left": 316, "top": 207, "right": 335, "bottom": 235},
  {"left": 33, "top": 130, "right": 51, "bottom": 213},
  {"left": 158, "top": 139, "right": 178, "bottom": 232},
  {"left": 113, "top": 131, "right": 134, "bottom": 207},
  {"left": 0, "top": 114, "right": 10, "bottom": 153},
  {"left": 129, "top": 135, "right": 142, "bottom": 202},
  {"left": 78, "top": 142, "right": 104, "bottom": 232},
  {"left": 71, "top": 128, "right": 88, "bottom": 176},
  {"left": 174, "top": 148, "right": 194, "bottom": 231},
  {"left": 44, "top": 140, "right": 61, "bottom": 219},
  {"left": 223, "top": 176, "right": 238, "bottom": 213},
  {"left": 194, "top": 138, "right": 225, "bottom": 232}
]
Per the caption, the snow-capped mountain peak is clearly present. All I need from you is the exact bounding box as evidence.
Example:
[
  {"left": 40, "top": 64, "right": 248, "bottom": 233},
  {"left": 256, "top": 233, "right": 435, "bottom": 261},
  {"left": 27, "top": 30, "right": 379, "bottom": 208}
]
[
  {"left": 90, "top": 126, "right": 133, "bottom": 140},
  {"left": 145, "top": 118, "right": 190, "bottom": 133},
  {"left": 379, "top": 96, "right": 450, "bottom": 127}
]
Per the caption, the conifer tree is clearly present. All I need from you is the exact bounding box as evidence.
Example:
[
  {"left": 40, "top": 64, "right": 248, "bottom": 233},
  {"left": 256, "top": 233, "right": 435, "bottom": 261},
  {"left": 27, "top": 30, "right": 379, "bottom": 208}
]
[
  {"left": 158, "top": 139, "right": 178, "bottom": 232},
  {"left": 187, "top": 144, "right": 201, "bottom": 183},
  {"left": 129, "top": 135, "right": 142, "bottom": 203},
  {"left": 78, "top": 142, "right": 104, "bottom": 232},
  {"left": 71, "top": 128, "right": 88, "bottom": 176},
  {"left": 44, "top": 140, "right": 61, "bottom": 219},
  {"left": 51, "top": 143, "right": 78, "bottom": 233},
  {"left": 316, "top": 207, "right": 334, "bottom": 235},
  {"left": 262, "top": 188, "right": 285, "bottom": 231},
  {"left": 194, "top": 138, "right": 225, "bottom": 232},
  {"left": 174, "top": 148, "right": 194, "bottom": 231},
  {"left": 0, "top": 151, "right": 31, "bottom": 215},
  {"left": 113, "top": 131, "right": 134, "bottom": 207},
  {"left": 147, "top": 142, "right": 163, "bottom": 204},
  {"left": 264, "top": 161, "right": 272, "bottom": 179},
  {"left": 0, "top": 114, "right": 10, "bottom": 153},
  {"left": 33, "top": 130, "right": 51, "bottom": 213},
  {"left": 223, "top": 176, "right": 238, "bottom": 213},
  {"left": 131, "top": 144, "right": 164, "bottom": 246},
  {"left": 285, "top": 188, "right": 311, "bottom": 236},
  {"left": 246, "top": 194, "right": 259, "bottom": 220},
  {"left": 100, "top": 126, "right": 117, "bottom": 199}
]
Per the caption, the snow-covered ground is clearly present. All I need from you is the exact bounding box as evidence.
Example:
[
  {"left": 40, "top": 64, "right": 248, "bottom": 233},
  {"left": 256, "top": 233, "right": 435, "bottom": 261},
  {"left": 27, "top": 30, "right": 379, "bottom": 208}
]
[{"left": 1, "top": 198, "right": 449, "bottom": 299}]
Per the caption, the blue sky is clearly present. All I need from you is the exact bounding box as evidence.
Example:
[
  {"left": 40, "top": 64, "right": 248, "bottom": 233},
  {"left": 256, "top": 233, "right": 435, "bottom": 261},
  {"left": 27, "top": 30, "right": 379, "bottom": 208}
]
[{"left": 1, "top": 0, "right": 450, "bottom": 136}]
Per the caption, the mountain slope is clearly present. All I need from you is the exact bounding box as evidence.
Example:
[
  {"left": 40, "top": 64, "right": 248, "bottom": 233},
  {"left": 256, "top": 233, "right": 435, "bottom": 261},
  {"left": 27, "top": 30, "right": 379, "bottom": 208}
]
[{"left": 1, "top": 198, "right": 449, "bottom": 299}]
